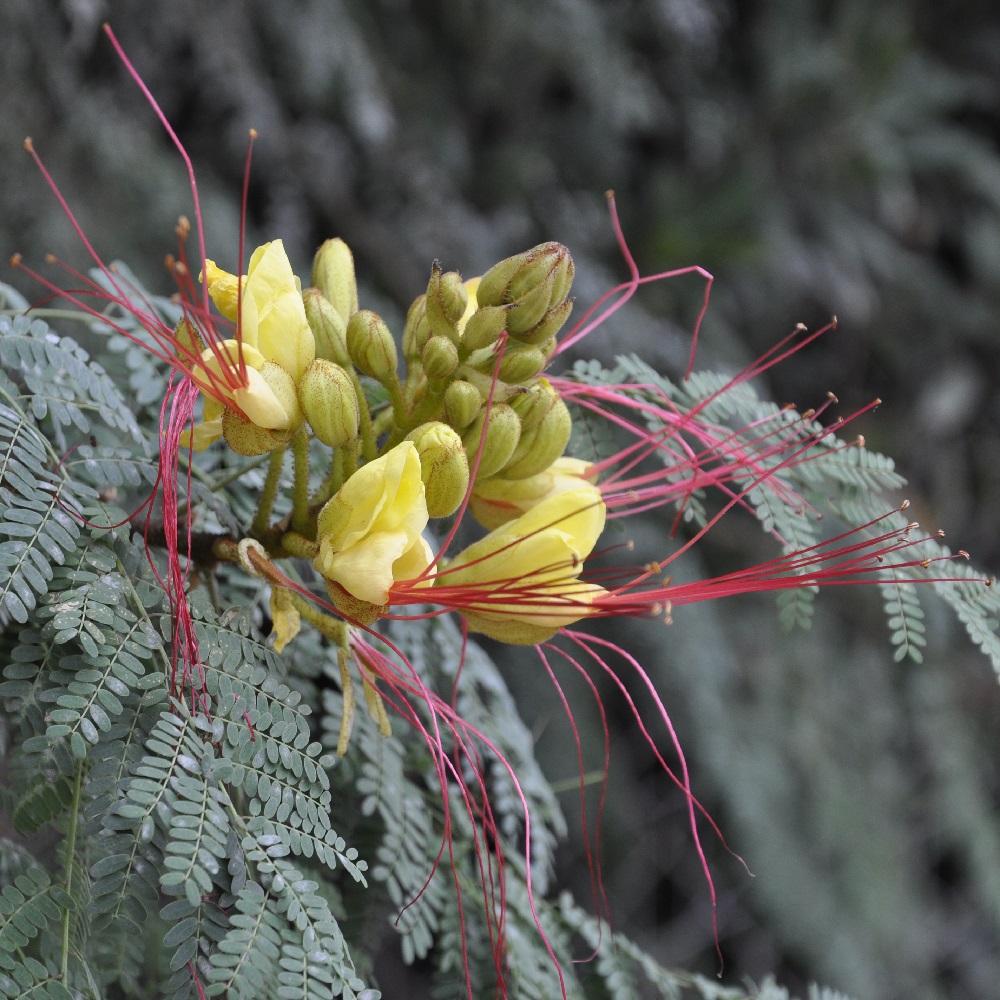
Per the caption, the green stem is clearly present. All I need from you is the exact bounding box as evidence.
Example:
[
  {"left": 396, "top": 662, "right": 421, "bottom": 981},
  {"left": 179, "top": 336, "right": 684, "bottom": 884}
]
[
  {"left": 351, "top": 373, "right": 377, "bottom": 463},
  {"left": 210, "top": 453, "right": 271, "bottom": 492},
  {"left": 251, "top": 445, "right": 287, "bottom": 537},
  {"left": 310, "top": 462, "right": 339, "bottom": 509},
  {"left": 61, "top": 764, "right": 84, "bottom": 982},
  {"left": 290, "top": 428, "right": 313, "bottom": 537}
]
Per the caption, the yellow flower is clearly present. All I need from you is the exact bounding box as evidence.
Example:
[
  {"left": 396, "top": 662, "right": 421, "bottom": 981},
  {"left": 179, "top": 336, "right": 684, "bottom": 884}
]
[
  {"left": 440, "top": 487, "right": 607, "bottom": 644},
  {"left": 183, "top": 240, "right": 314, "bottom": 450},
  {"left": 469, "top": 457, "right": 598, "bottom": 530},
  {"left": 204, "top": 240, "right": 315, "bottom": 382},
  {"left": 313, "top": 442, "right": 433, "bottom": 606}
]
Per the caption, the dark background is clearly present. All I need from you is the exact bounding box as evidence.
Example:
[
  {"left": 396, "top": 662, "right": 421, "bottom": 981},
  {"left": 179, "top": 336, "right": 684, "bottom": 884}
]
[{"left": 3, "top": 2, "right": 1000, "bottom": 997}]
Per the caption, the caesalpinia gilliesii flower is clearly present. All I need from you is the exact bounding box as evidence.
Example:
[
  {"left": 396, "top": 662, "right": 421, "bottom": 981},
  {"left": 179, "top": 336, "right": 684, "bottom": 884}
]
[
  {"left": 184, "top": 239, "right": 314, "bottom": 451},
  {"left": 437, "top": 487, "right": 607, "bottom": 644},
  {"left": 313, "top": 442, "right": 434, "bottom": 622},
  {"left": 469, "top": 456, "right": 598, "bottom": 530}
]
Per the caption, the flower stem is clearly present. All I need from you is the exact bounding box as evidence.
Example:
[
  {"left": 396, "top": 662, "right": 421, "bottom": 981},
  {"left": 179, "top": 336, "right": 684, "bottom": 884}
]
[
  {"left": 290, "top": 428, "right": 312, "bottom": 536},
  {"left": 290, "top": 591, "right": 347, "bottom": 643},
  {"left": 251, "top": 445, "right": 287, "bottom": 537},
  {"left": 352, "top": 372, "right": 377, "bottom": 463}
]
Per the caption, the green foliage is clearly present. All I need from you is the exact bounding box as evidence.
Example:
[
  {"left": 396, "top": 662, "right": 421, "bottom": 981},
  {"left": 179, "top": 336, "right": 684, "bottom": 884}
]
[{"left": 1, "top": 280, "right": 997, "bottom": 1000}]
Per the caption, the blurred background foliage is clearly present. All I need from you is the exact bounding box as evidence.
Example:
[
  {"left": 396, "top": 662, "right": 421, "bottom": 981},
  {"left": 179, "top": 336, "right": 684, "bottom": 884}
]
[{"left": 3, "top": 0, "right": 999, "bottom": 997}]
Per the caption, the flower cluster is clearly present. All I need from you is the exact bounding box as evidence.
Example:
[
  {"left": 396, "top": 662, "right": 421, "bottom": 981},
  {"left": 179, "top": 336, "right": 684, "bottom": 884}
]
[{"left": 15, "top": 29, "right": 985, "bottom": 999}]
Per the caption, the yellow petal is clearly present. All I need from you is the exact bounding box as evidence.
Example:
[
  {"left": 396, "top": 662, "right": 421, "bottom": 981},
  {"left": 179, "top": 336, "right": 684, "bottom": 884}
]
[
  {"left": 317, "top": 528, "right": 413, "bottom": 606},
  {"left": 203, "top": 259, "right": 240, "bottom": 321},
  {"left": 317, "top": 442, "right": 427, "bottom": 550},
  {"left": 180, "top": 418, "right": 223, "bottom": 451},
  {"left": 269, "top": 588, "right": 301, "bottom": 653},
  {"left": 314, "top": 442, "right": 431, "bottom": 605},
  {"left": 443, "top": 488, "right": 606, "bottom": 638},
  {"left": 256, "top": 286, "right": 315, "bottom": 381},
  {"left": 246, "top": 241, "right": 315, "bottom": 381},
  {"left": 232, "top": 366, "right": 295, "bottom": 430}
]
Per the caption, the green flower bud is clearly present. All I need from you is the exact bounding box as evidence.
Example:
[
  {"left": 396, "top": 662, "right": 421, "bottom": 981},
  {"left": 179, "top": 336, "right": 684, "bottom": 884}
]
[
  {"left": 510, "top": 297, "right": 574, "bottom": 347},
  {"left": 421, "top": 335, "right": 460, "bottom": 381},
  {"left": 495, "top": 344, "right": 548, "bottom": 383},
  {"left": 407, "top": 421, "right": 470, "bottom": 517},
  {"left": 462, "top": 304, "right": 510, "bottom": 353},
  {"left": 298, "top": 359, "right": 359, "bottom": 448},
  {"left": 463, "top": 402, "right": 521, "bottom": 480},
  {"left": 347, "top": 309, "right": 398, "bottom": 382},
  {"left": 502, "top": 379, "right": 572, "bottom": 479},
  {"left": 443, "top": 380, "right": 483, "bottom": 430},
  {"left": 303, "top": 287, "right": 351, "bottom": 368},
  {"left": 425, "top": 264, "right": 469, "bottom": 344},
  {"left": 474, "top": 244, "right": 575, "bottom": 343},
  {"left": 311, "top": 238, "right": 358, "bottom": 325},
  {"left": 402, "top": 295, "right": 433, "bottom": 362},
  {"left": 476, "top": 242, "right": 574, "bottom": 338}
]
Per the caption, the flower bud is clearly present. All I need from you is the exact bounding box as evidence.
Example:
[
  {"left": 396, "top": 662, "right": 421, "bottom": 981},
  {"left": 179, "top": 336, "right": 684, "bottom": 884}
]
[
  {"left": 495, "top": 343, "right": 548, "bottom": 383},
  {"left": 311, "top": 238, "right": 359, "bottom": 325},
  {"left": 303, "top": 287, "right": 352, "bottom": 368},
  {"left": 407, "top": 422, "right": 470, "bottom": 517},
  {"left": 510, "top": 297, "right": 574, "bottom": 347},
  {"left": 421, "top": 335, "right": 460, "bottom": 381},
  {"left": 443, "top": 380, "right": 483, "bottom": 430},
  {"left": 347, "top": 309, "right": 398, "bottom": 382},
  {"left": 502, "top": 379, "right": 572, "bottom": 479},
  {"left": 462, "top": 304, "right": 510, "bottom": 353},
  {"left": 425, "top": 264, "right": 469, "bottom": 344},
  {"left": 402, "top": 295, "right": 433, "bottom": 362},
  {"left": 476, "top": 242, "right": 574, "bottom": 338},
  {"left": 463, "top": 403, "right": 521, "bottom": 480},
  {"left": 298, "top": 359, "right": 359, "bottom": 448}
]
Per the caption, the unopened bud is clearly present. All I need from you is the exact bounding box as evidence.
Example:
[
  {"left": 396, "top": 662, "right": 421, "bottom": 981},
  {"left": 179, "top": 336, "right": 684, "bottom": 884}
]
[
  {"left": 407, "top": 422, "right": 470, "bottom": 517},
  {"left": 538, "top": 335, "right": 559, "bottom": 360},
  {"left": 462, "top": 305, "right": 510, "bottom": 353},
  {"left": 463, "top": 403, "right": 521, "bottom": 480},
  {"left": 311, "top": 238, "right": 359, "bottom": 325},
  {"left": 303, "top": 287, "right": 351, "bottom": 368},
  {"left": 402, "top": 295, "right": 433, "bottom": 362},
  {"left": 347, "top": 309, "right": 398, "bottom": 382},
  {"left": 476, "top": 242, "right": 574, "bottom": 338},
  {"left": 425, "top": 264, "right": 469, "bottom": 344},
  {"left": 496, "top": 344, "right": 548, "bottom": 383},
  {"left": 443, "top": 380, "right": 483, "bottom": 430},
  {"left": 510, "top": 297, "right": 574, "bottom": 347},
  {"left": 298, "top": 359, "right": 359, "bottom": 448},
  {"left": 502, "top": 379, "right": 571, "bottom": 479},
  {"left": 421, "top": 335, "right": 459, "bottom": 381}
]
